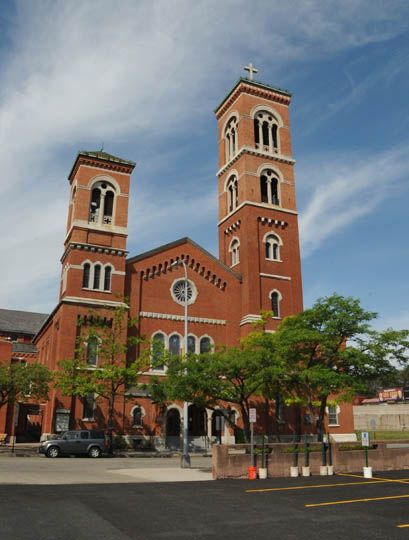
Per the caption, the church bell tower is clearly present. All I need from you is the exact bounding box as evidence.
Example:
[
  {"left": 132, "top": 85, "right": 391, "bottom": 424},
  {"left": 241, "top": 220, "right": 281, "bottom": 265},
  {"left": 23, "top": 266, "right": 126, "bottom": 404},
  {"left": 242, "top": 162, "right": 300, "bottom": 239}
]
[
  {"left": 60, "top": 150, "right": 135, "bottom": 304},
  {"left": 215, "top": 65, "right": 303, "bottom": 334}
]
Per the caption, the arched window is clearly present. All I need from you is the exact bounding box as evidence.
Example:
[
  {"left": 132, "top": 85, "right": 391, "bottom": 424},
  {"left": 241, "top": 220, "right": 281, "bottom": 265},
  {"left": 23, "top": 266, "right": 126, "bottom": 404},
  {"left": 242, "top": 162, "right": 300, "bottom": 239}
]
[
  {"left": 200, "top": 337, "right": 212, "bottom": 354},
  {"left": 88, "top": 181, "right": 116, "bottom": 226},
  {"left": 103, "top": 191, "right": 114, "bottom": 224},
  {"left": 82, "top": 393, "right": 95, "bottom": 420},
  {"left": 226, "top": 175, "right": 238, "bottom": 213},
  {"left": 132, "top": 406, "right": 144, "bottom": 427},
  {"left": 260, "top": 170, "right": 279, "bottom": 205},
  {"left": 152, "top": 333, "right": 165, "bottom": 371},
  {"left": 270, "top": 291, "right": 282, "bottom": 318},
  {"left": 82, "top": 263, "right": 91, "bottom": 288},
  {"left": 89, "top": 188, "right": 101, "bottom": 223},
  {"left": 188, "top": 335, "right": 196, "bottom": 355},
  {"left": 86, "top": 336, "right": 99, "bottom": 366},
  {"left": 169, "top": 334, "right": 181, "bottom": 357},
  {"left": 254, "top": 111, "right": 279, "bottom": 153},
  {"left": 93, "top": 264, "right": 101, "bottom": 290},
  {"left": 104, "top": 266, "right": 112, "bottom": 291},
  {"left": 225, "top": 116, "right": 238, "bottom": 162},
  {"left": 229, "top": 238, "right": 240, "bottom": 266},
  {"left": 265, "top": 234, "right": 281, "bottom": 261}
]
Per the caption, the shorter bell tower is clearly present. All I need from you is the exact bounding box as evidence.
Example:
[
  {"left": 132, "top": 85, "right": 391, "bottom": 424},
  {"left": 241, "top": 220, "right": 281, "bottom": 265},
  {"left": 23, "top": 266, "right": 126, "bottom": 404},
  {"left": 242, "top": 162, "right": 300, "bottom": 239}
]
[
  {"left": 60, "top": 150, "right": 135, "bottom": 304},
  {"left": 215, "top": 66, "right": 303, "bottom": 334}
]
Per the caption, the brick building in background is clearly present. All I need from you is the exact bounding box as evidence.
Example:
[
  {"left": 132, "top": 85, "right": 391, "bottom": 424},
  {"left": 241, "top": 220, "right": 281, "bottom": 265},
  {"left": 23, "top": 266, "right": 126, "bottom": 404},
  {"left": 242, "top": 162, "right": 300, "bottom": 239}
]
[{"left": 0, "top": 73, "right": 353, "bottom": 445}]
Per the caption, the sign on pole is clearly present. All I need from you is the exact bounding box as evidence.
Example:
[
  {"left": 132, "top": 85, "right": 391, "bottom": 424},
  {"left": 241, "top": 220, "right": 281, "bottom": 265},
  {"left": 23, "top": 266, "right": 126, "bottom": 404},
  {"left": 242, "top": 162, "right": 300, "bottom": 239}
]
[
  {"left": 361, "top": 432, "right": 370, "bottom": 447},
  {"left": 249, "top": 408, "right": 257, "bottom": 423}
]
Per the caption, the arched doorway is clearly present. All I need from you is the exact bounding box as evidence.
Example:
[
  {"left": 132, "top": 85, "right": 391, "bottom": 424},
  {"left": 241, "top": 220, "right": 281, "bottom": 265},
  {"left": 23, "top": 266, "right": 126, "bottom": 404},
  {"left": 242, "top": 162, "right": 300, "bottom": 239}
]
[
  {"left": 188, "top": 405, "right": 208, "bottom": 451},
  {"left": 165, "top": 408, "right": 181, "bottom": 450}
]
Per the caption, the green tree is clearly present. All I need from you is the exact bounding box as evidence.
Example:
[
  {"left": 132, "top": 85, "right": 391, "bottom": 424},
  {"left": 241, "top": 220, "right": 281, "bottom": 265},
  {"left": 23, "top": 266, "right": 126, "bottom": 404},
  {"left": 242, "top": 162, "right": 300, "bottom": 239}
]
[
  {"left": 275, "top": 294, "right": 409, "bottom": 437},
  {"left": 55, "top": 304, "right": 148, "bottom": 452},
  {"left": 149, "top": 324, "right": 285, "bottom": 442},
  {"left": 0, "top": 361, "right": 51, "bottom": 413}
]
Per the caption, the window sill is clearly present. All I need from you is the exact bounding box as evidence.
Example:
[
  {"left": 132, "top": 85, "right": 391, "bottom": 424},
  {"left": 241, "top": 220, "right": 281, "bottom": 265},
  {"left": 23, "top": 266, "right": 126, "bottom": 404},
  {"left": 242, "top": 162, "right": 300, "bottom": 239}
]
[
  {"left": 266, "top": 258, "right": 283, "bottom": 263},
  {"left": 230, "top": 262, "right": 240, "bottom": 268},
  {"left": 82, "top": 287, "right": 112, "bottom": 293},
  {"left": 271, "top": 316, "right": 281, "bottom": 320},
  {"left": 328, "top": 423, "right": 340, "bottom": 427},
  {"left": 82, "top": 418, "right": 95, "bottom": 422}
]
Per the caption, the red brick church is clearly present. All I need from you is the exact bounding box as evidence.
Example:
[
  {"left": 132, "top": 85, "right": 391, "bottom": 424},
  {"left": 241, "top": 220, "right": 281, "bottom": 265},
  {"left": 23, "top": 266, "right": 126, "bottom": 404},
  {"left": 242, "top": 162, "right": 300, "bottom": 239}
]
[{"left": 0, "top": 71, "right": 354, "bottom": 446}]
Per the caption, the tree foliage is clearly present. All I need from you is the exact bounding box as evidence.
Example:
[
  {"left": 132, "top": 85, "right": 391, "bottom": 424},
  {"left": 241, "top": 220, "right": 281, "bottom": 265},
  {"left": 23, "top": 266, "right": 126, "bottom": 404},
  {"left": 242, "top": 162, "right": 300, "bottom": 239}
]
[
  {"left": 149, "top": 294, "right": 409, "bottom": 441},
  {"left": 55, "top": 304, "right": 149, "bottom": 450},
  {"left": 0, "top": 361, "right": 51, "bottom": 409}
]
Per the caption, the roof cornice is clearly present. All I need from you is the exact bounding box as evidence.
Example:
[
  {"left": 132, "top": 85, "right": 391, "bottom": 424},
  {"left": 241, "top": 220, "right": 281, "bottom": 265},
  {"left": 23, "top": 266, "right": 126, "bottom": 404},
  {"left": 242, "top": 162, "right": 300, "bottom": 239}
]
[{"left": 215, "top": 78, "right": 292, "bottom": 119}]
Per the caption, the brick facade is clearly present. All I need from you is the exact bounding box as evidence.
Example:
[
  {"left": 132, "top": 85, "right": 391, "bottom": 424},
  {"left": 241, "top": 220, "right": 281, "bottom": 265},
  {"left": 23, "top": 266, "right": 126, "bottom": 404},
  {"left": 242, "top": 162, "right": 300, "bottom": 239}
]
[{"left": 0, "top": 76, "right": 351, "bottom": 445}]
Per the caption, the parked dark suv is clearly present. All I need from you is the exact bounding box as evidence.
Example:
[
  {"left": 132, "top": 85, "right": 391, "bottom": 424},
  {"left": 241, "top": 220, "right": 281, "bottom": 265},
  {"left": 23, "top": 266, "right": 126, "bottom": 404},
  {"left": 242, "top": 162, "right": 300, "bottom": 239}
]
[{"left": 39, "top": 430, "right": 108, "bottom": 458}]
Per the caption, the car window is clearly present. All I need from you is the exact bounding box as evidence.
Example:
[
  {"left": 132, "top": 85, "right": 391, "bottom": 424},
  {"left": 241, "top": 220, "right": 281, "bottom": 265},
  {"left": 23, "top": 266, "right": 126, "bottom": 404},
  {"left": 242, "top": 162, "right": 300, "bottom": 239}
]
[
  {"left": 65, "top": 432, "right": 78, "bottom": 440},
  {"left": 80, "top": 432, "right": 89, "bottom": 440}
]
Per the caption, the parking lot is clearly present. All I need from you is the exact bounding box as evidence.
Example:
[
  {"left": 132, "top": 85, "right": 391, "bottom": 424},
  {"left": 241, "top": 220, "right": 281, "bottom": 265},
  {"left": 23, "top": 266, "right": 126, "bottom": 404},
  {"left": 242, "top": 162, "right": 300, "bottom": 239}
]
[{"left": 2, "top": 459, "right": 409, "bottom": 539}]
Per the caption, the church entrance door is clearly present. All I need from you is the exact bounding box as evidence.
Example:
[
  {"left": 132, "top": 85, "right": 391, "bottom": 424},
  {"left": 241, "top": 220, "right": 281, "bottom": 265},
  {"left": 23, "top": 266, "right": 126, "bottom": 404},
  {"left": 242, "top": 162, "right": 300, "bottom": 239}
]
[{"left": 165, "top": 408, "right": 181, "bottom": 450}]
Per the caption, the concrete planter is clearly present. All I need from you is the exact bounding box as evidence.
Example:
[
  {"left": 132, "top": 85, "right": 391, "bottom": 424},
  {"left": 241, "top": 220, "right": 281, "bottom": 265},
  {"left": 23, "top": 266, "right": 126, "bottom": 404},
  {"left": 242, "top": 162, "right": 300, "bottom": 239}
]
[
  {"left": 290, "top": 466, "right": 299, "bottom": 477},
  {"left": 258, "top": 467, "right": 268, "bottom": 479},
  {"left": 320, "top": 465, "right": 328, "bottom": 476},
  {"left": 302, "top": 466, "right": 310, "bottom": 477},
  {"left": 363, "top": 466, "right": 373, "bottom": 478}
]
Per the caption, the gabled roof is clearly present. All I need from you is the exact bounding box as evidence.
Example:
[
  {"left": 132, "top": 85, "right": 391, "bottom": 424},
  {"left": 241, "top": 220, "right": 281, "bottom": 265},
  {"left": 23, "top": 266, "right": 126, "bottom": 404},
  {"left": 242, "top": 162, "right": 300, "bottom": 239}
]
[
  {"left": 0, "top": 309, "right": 49, "bottom": 336},
  {"left": 127, "top": 237, "right": 241, "bottom": 281}
]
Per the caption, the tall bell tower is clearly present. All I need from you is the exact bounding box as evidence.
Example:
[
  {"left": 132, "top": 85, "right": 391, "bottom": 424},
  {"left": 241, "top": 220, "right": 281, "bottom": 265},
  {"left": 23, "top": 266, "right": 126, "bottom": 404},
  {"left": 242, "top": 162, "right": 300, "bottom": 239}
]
[
  {"left": 215, "top": 66, "right": 303, "bottom": 334},
  {"left": 60, "top": 150, "right": 135, "bottom": 304}
]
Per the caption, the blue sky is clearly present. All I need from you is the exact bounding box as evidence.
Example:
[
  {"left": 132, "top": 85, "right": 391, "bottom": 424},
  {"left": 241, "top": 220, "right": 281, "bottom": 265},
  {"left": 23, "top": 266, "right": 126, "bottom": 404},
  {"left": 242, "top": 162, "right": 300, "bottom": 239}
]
[{"left": 0, "top": 0, "right": 408, "bottom": 331}]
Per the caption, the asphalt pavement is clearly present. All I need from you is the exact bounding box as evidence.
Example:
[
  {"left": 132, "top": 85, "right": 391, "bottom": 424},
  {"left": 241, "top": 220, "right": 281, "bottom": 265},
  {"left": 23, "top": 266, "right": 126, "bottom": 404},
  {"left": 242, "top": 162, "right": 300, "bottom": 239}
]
[{"left": 2, "top": 460, "right": 409, "bottom": 539}]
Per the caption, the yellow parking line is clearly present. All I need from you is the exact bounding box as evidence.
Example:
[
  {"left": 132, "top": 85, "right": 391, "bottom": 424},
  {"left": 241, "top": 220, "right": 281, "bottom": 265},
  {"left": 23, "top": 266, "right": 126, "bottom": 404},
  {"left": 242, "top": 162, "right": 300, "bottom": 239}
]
[
  {"left": 246, "top": 479, "right": 387, "bottom": 494},
  {"left": 338, "top": 472, "right": 409, "bottom": 486},
  {"left": 306, "top": 493, "right": 409, "bottom": 508},
  {"left": 397, "top": 524, "right": 409, "bottom": 528}
]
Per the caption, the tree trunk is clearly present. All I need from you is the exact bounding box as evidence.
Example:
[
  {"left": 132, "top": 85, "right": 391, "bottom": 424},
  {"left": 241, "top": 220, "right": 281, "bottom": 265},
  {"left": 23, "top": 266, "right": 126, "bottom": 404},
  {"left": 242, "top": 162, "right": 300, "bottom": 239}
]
[
  {"left": 316, "top": 395, "right": 328, "bottom": 441},
  {"left": 295, "top": 404, "right": 302, "bottom": 441},
  {"left": 241, "top": 405, "right": 251, "bottom": 443},
  {"left": 108, "top": 392, "right": 115, "bottom": 455},
  {"left": 69, "top": 395, "right": 76, "bottom": 430}
]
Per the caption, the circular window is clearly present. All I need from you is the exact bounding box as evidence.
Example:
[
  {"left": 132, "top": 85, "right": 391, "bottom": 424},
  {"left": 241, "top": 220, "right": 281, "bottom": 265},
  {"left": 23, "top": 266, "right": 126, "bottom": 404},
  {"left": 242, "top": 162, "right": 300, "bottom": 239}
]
[{"left": 170, "top": 279, "right": 197, "bottom": 306}]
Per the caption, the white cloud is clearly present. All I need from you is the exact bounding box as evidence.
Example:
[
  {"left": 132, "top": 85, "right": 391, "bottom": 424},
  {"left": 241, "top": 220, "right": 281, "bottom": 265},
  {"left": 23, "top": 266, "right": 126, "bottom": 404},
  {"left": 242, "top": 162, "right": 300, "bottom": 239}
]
[
  {"left": 1, "top": 0, "right": 408, "bottom": 311},
  {"left": 298, "top": 145, "right": 409, "bottom": 256}
]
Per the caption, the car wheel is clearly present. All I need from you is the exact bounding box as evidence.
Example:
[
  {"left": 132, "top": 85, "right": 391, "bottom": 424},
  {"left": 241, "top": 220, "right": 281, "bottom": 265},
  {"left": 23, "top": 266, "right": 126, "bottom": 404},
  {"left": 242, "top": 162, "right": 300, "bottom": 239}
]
[
  {"left": 46, "top": 446, "right": 60, "bottom": 458},
  {"left": 88, "top": 446, "right": 101, "bottom": 458}
]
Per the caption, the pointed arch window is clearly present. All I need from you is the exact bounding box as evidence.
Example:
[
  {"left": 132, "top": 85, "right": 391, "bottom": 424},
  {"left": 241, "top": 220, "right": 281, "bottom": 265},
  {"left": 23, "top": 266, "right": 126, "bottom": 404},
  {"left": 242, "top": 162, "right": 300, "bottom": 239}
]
[
  {"left": 270, "top": 290, "right": 282, "bottom": 318},
  {"left": 229, "top": 238, "right": 240, "bottom": 267},
  {"left": 169, "top": 334, "right": 181, "bottom": 357},
  {"left": 260, "top": 170, "right": 279, "bottom": 205},
  {"left": 82, "top": 263, "right": 91, "bottom": 288},
  {"left": 265, "top": 234, "right": 281, "bottom": 261},
  {"left": 225, "top": 116, "right": 238, "bottom": 162},
  {"left": 254, "top": 111, "right": 279, "bottom": 153},
  {"left": 104, "top": 266, "right": 112, "bottom": 291},
  {"left": 226, "top": 175, "right": 238, "bottom": 213}
]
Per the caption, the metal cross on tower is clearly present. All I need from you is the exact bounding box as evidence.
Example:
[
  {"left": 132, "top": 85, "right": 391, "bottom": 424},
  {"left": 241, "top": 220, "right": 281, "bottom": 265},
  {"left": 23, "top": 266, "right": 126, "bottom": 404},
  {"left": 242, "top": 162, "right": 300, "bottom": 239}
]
[{"left": 244, "top": 62, "right": 258, "bottom": 81}]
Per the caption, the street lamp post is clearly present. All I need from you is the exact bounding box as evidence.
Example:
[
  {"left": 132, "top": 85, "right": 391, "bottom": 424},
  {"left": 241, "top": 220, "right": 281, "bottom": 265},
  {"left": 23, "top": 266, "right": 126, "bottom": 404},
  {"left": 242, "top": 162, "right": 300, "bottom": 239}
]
[{"left": 171, "top": 259, "right": 191, "bottom": 468}]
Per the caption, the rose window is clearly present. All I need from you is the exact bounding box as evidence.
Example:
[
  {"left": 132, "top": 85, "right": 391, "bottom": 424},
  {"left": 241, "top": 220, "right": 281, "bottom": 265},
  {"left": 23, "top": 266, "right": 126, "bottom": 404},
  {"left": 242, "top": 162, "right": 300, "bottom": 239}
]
[{"left": 171, "top": 279, "right": 197, "bottom": 306}]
